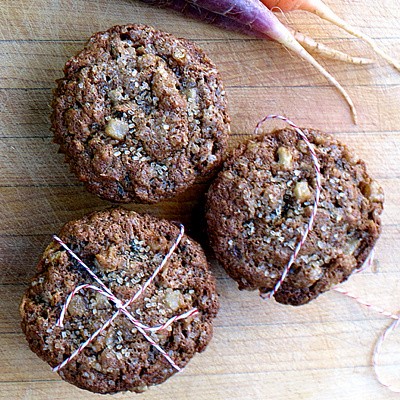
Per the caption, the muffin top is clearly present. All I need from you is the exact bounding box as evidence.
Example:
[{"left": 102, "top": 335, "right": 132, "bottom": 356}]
[
  {"left": 20, "top": 208, "right": 219, "bottom": 394},
  {"left": 52, "top": 24, "right": 230, "bottom": 203},
  {"left": 206, "top": 128, "right": 384, "bottom": 305}
]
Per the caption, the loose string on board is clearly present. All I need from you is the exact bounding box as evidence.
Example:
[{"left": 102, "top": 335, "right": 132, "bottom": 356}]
[
  {"left": 333, "top": 251, "right": 400, "bottom": 393},
  {"left": 52, "top": 224, "right": 198, "bottom": 373},
  {"left": 255, "top": 114, "right": 399, "bottom": 392}
]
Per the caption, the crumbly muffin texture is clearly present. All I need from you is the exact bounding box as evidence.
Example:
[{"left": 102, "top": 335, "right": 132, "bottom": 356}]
[
  {"left": 206, "top": 128, "right": 384, "bottom": 305},
  {"left": 52, "top": 24, "right": 230, "bottom": 203},
  {"left": 20, "top": 208, "right": 219, "bottom": 394}
]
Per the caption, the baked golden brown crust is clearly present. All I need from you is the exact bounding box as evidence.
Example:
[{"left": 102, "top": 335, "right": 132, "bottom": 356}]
[
  {"left": 51, "top": 24, "right": 230, "bottom": 203},
  {"left": 20, "top": 208, "right": 219, "bottom": 394},
  {"left": 206, "top": 128, "right": 384, "bottom": 305}
]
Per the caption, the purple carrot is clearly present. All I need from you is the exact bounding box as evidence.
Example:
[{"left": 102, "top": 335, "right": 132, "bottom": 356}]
[
  {"left": 141, "top": 0, "right": 358, "bottom": 122},
  {"left": 142, "top": 0, "right": 372, "bottom": 64}
]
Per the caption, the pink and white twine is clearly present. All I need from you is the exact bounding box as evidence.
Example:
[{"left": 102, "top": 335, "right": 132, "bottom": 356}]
[
  {"left": 52, "top": 224, "right": 198, "bottom": 373},
  {"left": 256, "top": 115, "right": 399, "bottom": 393},
  {"left": 254, "top": 114, "right": 322, "bottom": 298}
]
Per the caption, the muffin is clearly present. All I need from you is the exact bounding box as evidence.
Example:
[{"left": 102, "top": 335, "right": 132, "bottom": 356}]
[
  {"left": 51, "top": 24, "right": 230, "bottom": 203},
  {"left": 20, "top": 208, "right": 219, "bottom": 394},
  {"left": 206, "top": 128, "right": 384, "bottom": 305}
]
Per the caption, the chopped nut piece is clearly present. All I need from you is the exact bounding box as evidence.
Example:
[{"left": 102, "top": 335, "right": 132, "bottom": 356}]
[
  {"left": 307, "top": 264, "right": 323, "bottom": 281},
  {"left": 343, "top": 148, "right": 360, "bottom": 164},
  {"left": 68, "top": 295, "right": 86, "bottom": 316},
  {"left": 185, "top": 88, "right": 197, "bottom": 101},
  {"left": 222, "top": 171, "right": 235, "bottom": 180},
  {"left": 100, "top": 348, "right": 119, "bottom": 372},
  {"left": 294, "top": 181, "right": 312, "bottom": 202},
  {"left": 48, "top": 250, "right": 65, "bottom": 264},
  {"left": 343, "top": 239, "right": 360, "bottom": 255},
  {"left": 105, "top": 118, "right": 129, "bottom": 141},
  {"left": 247, "top": 141, "right": 259, "bottom": 153},
  {"left": 173, "top": 47, "right": 187, "bottom": 62},
  {"left": 164, "top": 289, "right": 184, "bottom": 311},
  {"left": 362, "top": 181, "right": 384, "bottom": 203},
  {"left": 277, "top": 147, "right": 293, "bottom": 169},
  {"left": 94, "top": 292, "right": 110, "bottom": 309},
  {"left": 149, "top": 236, "right": 168, "bottom": 253},
  {"left": 108, "top": 88, "right": 124, "bottom": 103},
  {"left": 95, "top": 246, "right": 125, "bottom": 271}
]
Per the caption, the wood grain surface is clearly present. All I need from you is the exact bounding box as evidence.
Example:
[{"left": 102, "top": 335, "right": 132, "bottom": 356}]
[{"left": 1, "top": 1, "right": 400, "bottom": 399}]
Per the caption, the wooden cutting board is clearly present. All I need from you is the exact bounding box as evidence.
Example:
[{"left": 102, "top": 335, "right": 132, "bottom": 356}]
[{"left": 1, "top": 1, "right": 400, "bottom": 399}]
